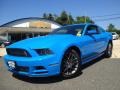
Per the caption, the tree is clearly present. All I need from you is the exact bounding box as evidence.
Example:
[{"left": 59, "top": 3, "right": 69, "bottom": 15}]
[
  {"left": 53, "top": 14, "right": 58, "bottom": 20},
  {"left": 60, "top": 11, "right": 69, "bottom": 25},
  {"left": 68, "top": 14, "right": 74, "bottom": 24},
  {"left": 108, "top": 24, "right": 115, "bottom": 31},
  {"left": 42, "top": 11, "right": 94, "bottom": 25},
  {"left": 47, "top": 13, "right": 54, "bottom": 21},
  {"left": 55, "top": 17, "right": 62, "bottom": 24},
  {"left": 43, "top": 13, "right": 48, "bottom": 19},
  {"left": 75, "top": 16, "right": 94, "bottom": 24},
  {"left": 75, "top": 16, "right": 85, "bottom": 23},
  {"left": 107, "top": 24, "right": 120, "bottom": 36},
  {"left": 85, "top": 16, "right": 94, "bottom": 23},
  {"left": 55, "top": 11, "right": 69, "bottom": 25}
]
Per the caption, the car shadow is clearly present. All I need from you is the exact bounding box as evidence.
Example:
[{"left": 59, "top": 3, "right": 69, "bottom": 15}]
[
  {"left": 12, "top": 56, "right": 105, "bottom": 84},
  {"left": 12, "top": 74, "right": 63, "bottom": 84}
]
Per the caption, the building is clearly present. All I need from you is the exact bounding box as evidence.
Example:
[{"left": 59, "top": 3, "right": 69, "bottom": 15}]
[{"left": 0, "top": 17, "right": 61, "bottom": 43}]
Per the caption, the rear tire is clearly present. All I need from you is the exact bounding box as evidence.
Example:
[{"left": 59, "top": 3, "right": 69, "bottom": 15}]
[
  {"left": 104, "top": 42, "right": 113, "bottom": 58},
  {"left": 61, "top": 49, "right": 81, "bottom": 78}
]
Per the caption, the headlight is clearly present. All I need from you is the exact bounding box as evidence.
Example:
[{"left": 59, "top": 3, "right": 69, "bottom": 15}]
[{"left": 35, "top": 48, "right": 53, "bottom": 55}]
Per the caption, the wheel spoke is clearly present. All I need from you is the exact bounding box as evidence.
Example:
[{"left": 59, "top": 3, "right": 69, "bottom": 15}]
[{"left": 63, "top": 66, "right": 69, "bottom": 73}]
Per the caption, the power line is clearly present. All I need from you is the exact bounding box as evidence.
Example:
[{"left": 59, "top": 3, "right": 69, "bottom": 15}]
[
  {"left": 90, "top": 13, "right": 120, "bottom": 18},
  {"left": 72, "top": 13, "right": 120, "bottom": 22},
  {"left": 94, "top": 16, "right": 120, "bottom": 22}
]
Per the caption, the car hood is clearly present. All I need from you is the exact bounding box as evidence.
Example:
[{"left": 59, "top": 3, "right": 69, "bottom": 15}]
[{"left": 8, "top": 34, "right": 78, "bottom": 49}]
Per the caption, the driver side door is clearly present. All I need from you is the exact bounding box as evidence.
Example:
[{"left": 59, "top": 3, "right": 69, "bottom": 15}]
[{"left": 81, "top": 25, "right": 99, "bottom": 64}]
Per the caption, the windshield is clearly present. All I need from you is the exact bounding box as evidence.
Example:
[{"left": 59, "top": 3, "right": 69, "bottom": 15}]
[{"left": 50, "top": 25, "right": 85, "bottom": 36}]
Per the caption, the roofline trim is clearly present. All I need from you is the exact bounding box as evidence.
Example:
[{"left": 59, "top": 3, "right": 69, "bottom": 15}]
[{"left": 0, "top": 17, "right": 62, "bottom": 27}]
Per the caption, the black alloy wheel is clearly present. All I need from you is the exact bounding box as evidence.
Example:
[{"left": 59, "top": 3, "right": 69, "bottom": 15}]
[{"left": 61, "top": 49, "right": 81, "bottom": 78}]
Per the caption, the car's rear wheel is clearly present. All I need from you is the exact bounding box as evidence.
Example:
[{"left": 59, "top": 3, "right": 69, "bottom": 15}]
[
  {"left": 104, "top": 42, "right": 113, "bottom": 58},
  {"left": 61, "top": 49, "right": 81, "bottom": 78}
]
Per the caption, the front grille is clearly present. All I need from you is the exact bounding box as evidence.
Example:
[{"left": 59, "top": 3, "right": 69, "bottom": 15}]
[{"left": 6, "top": 48, "right": 31, "bottom": 57}]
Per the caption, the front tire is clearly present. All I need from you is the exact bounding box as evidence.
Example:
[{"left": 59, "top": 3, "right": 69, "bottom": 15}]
[
  {"left": 104, "top": 42, "right": 113, "bottom": 58},
  {"left": 61, "top": 49, "right": 81, "bottom": 78}
]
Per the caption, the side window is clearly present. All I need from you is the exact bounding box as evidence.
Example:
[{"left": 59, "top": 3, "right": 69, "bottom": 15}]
[
  {"left": 99, "top": 27, "right": 105, "bottom": 33},
  {"left": 86, "top": 25, "right": 99, "bottom": 34}
]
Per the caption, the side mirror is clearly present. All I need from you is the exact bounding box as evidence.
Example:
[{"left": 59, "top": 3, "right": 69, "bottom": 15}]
[{"left": 86, "top": 30, "right": 97, "bottom": 35}]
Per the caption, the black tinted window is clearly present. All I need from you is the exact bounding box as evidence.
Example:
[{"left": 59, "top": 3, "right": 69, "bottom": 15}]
[
  {"left": 50, "top": 25, "right": 85, "bottom": 35},
  {"left": 86, "top": 25, "right": 99, "bottom": 34}
]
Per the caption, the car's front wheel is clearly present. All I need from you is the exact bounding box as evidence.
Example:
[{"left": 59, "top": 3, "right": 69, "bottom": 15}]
[{"left": 61, "top": 49, "right": 81, "bottom": 78}]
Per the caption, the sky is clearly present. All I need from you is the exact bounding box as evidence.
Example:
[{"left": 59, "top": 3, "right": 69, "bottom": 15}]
[{"left": 0, "top": 0, "right": 120, "bottom": 29}]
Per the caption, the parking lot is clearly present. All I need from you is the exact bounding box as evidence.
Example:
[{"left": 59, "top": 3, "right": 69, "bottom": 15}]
[
  {"left": 112, "top": 40, "right": 120, "bottom": 58},
  {"left": 0, "top": 57, "right": 120, "bottom": 90}
]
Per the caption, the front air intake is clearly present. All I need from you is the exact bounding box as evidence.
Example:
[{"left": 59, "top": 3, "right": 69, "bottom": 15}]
[{"left": 6, "top": 48, "right": 31, "bottom": 57}]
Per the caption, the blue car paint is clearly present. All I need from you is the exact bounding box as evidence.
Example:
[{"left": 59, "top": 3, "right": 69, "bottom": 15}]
[{"left": 4, "top": 23, "right": 112, "bottom": 77}]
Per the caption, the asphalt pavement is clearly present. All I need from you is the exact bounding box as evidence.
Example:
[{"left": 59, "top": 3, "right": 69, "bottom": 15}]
[{"left": 0, "top": 57, "right": 120, "bottom": 90}]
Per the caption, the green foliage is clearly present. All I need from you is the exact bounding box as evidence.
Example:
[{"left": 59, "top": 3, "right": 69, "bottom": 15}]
[
  {"left": 68, "top": 14, "right": 74, "bottom": 24},
  {"left": 75, "top": 16, "right": 94, "bottom": 24},
  {"left": 108, "top": 24, "right": 115, "bottom": 32},
  {"left": 42, "top": 11, "right": 94, "bottom": 25},
  {"left": 55, "top": 11, "right": 69, "bottom": 25},
  {"left": 42, "top": 12, "right": 120, "bottom": 36},
  {"left": 75, "top": 16, "right": 85, "bottom": 23},
  {"left": 43, "top": 13, "right": 54, "bottom": 21},
  {"left": 43, "top": 13, "right": 48, "bottom": 19},
  {"left": 55, "top": 17, "right": 63, "bottom": 25},
  {"left": 107, "top": 23, "right": 120, "bottom": 36},
  {"left": 48, "top": 13, "right": 54, "bottom": 21},
  {"left": 60, "top": 11, "right": 68, "bottom": 24}
]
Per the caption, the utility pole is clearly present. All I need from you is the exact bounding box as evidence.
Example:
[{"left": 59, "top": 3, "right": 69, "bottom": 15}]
[
  {"left": 84, "top": 11, "right": 87, "bottom": 23},
  {"left": 84, "top": 16, "right": 86, "bottom": 23},
  {"left": 67, "top": 12, "right": 70, "bottom": 24}
]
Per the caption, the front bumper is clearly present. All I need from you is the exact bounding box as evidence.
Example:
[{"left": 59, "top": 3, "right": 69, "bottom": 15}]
[{"left": 4, "top": 55, "right": 60, "bottom": 77}]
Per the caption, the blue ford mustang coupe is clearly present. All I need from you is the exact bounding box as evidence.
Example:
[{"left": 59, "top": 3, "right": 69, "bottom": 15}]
[{"left": 4, "top": 23, "right": 113, "bottom": 78}]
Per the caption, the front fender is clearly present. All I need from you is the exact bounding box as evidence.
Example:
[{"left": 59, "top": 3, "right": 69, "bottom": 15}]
[{"left": 52, "top": 43, "right": 81, "bottom": 68}]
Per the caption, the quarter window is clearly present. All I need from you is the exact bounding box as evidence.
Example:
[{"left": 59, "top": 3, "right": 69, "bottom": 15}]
[{"left": 99, "top": 27, "right": 105, "bottom": 33}]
